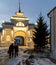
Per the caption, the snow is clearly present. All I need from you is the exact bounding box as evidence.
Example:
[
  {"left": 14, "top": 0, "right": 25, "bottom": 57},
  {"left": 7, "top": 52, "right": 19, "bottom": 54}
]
[
  {"left": 0, "top": 48, "right": 56, "bottom": 65},
  {"left": 6, "top": 51, "right": 56, "bottom": 65},
  {"left": 33, "top": 58, "right": 55, "bottom": 65},
  {"left": 6, "top": 57, "right": 56, "bottom": 65},
  {"left": 27, "top": 58, "right": 56, "bottom": 65},
  {"left": 6, "top": 57, "right": 21, "bottom": 65}
]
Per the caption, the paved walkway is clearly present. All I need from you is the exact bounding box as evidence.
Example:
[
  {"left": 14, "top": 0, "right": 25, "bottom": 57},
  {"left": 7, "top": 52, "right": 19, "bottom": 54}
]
[
  {"left": 0, "top": 48, "right": 56, "bottom": 65},
  {"left": 6, "top": 57, "right": 21, "bottom": 65},
  {"left": 6, "top": 57, "right": 56, "bottom": 65}
]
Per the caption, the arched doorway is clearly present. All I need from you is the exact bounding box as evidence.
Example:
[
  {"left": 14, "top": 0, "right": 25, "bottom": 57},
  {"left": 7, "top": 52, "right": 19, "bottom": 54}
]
[
  {"left": 14, "top": 31, "right": 26, "bottom": 46},
  {"left": 14, "top": 36, "right": 24, "bottom": 46}
]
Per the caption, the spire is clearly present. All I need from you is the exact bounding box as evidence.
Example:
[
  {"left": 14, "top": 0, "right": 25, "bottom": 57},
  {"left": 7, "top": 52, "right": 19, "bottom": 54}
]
[{"left": 19, "top": 0, "right": 21, "bottom": 12}]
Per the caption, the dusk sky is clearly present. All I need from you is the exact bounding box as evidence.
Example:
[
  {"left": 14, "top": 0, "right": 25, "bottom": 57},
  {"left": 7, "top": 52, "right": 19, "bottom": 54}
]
[{"left": 0, "top": 0, "right": 56, "bottom": 28}]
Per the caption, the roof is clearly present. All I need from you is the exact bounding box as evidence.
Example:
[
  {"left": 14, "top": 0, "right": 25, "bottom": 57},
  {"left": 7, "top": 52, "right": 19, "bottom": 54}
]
[
  {"left": 28, "top": 23, "right": 35, "bottom": 30},
  {"left": 47, "top": 6, "right": 56, "bottom": 16},
  {"left": 3, "top": 22, "right": 14, "bottom": 25},
  {"left": 28, "top": 23, "right": 34, "bottom": 26}
]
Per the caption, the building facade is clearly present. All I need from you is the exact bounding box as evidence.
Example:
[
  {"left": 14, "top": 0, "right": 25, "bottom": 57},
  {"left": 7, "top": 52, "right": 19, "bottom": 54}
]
[
  {"left": 0, "top": 2, "right": 50, "bottom": 51},
  {"left": 48, "top": 7, "right": 56, "bottom": 59},
  {"left": 0, "top": 8, "right": 35, "bottom": 49}
]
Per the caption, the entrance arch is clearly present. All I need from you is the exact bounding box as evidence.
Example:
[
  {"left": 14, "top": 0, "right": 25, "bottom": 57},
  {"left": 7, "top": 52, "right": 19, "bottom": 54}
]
[
  {"left": 14, "top": 31, "right": 26, "bottom": 45},
  {"left": 14, "top": 36, "right": 24, "bottom": 45},
  {"left": 14, "top": 31, "right": 26, "bottom": 37}
]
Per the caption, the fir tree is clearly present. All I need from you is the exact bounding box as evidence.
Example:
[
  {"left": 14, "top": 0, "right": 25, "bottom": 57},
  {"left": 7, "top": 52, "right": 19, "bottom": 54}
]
[{"left": 32, "top": 14, "right": 48, "bottom": 52}]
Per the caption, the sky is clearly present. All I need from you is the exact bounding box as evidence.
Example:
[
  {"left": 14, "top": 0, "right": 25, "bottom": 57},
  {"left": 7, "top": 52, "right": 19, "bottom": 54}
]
[{"left": 0, "top": 0, "right": 56, "bottom": 28}]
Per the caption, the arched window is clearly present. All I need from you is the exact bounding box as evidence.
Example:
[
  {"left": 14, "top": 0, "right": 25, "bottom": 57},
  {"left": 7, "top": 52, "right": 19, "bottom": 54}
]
[{"left": 16, "top": 22, "right": 24, "bottom": 26}]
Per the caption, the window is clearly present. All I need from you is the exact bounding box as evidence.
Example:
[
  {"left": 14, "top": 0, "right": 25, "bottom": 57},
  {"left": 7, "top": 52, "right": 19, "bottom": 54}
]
[{"left": 16, "top": 22, "right": 24, "bottom": 26}]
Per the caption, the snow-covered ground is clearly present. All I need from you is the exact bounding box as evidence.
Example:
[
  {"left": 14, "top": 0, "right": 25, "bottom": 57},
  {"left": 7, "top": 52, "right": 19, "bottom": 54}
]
[
  {"left": 28, "top": 58, "right": 56, "bottom": 65},
  {"left": 0, "top": 47, "right": 8, "bottom": 65},
  {"left": 6, "top": 55, "right": 56, "bottom": 65},
  {"left": 0, "top": 48, "right": 56, "bottom": 65},
  {"left": 6, "top": 57, "right": 56, "bottom": 65}
]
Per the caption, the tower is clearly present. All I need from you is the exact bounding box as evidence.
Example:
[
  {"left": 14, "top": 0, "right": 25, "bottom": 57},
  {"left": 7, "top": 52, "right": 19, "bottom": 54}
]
[{"left": 10, "top": 0, "right": 29, "bottom": 49}]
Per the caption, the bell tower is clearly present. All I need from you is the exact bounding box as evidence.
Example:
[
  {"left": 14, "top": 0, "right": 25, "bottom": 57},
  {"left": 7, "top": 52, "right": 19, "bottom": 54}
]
[
  {"left": 10, "top": 0, "right": 29, "bottom": 26},
  {"left": 10, "top": 0, "right": 29, "bottom": 48}
]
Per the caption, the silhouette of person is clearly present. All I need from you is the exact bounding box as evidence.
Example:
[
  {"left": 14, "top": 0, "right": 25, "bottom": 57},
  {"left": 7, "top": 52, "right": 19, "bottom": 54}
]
[
  {"left": 8, "top": 43, "right": 14, "bottom": 58},
  {"left": 14, "top": 40, "right": 18, "bottom": 57}
]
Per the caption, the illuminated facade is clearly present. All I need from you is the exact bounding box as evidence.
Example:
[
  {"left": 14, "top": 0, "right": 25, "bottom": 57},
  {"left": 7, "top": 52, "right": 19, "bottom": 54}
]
[{"left": 0, "top": 5, "right": 35, "bottom": 49}]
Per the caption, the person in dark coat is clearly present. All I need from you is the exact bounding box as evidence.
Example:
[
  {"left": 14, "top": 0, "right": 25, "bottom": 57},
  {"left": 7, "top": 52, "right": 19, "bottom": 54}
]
[
  {"left": 14, "top": 41, "right": 18, "bottom": 57},
  {"left": 8, "top": 43, "right": 14, "bottom": 58}
]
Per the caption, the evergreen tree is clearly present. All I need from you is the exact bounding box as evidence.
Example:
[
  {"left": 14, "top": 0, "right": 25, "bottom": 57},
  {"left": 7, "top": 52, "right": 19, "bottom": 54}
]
[{"left": 32, "top": 14, "right": 48, "bottom": 52}]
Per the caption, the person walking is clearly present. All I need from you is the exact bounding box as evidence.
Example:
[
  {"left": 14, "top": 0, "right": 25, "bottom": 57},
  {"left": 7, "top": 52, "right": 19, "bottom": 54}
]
[
  {"left": 8, "top": 43, "right": 14, "bottom": 58},
  {"left": 14, "top": 40, "right": 18, "bottom": 57}
]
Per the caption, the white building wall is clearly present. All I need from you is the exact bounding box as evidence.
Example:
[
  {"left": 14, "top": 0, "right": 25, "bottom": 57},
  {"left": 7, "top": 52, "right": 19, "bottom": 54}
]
[{"left": 48, "top": 9, "right": 56, "bottom": 59}]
